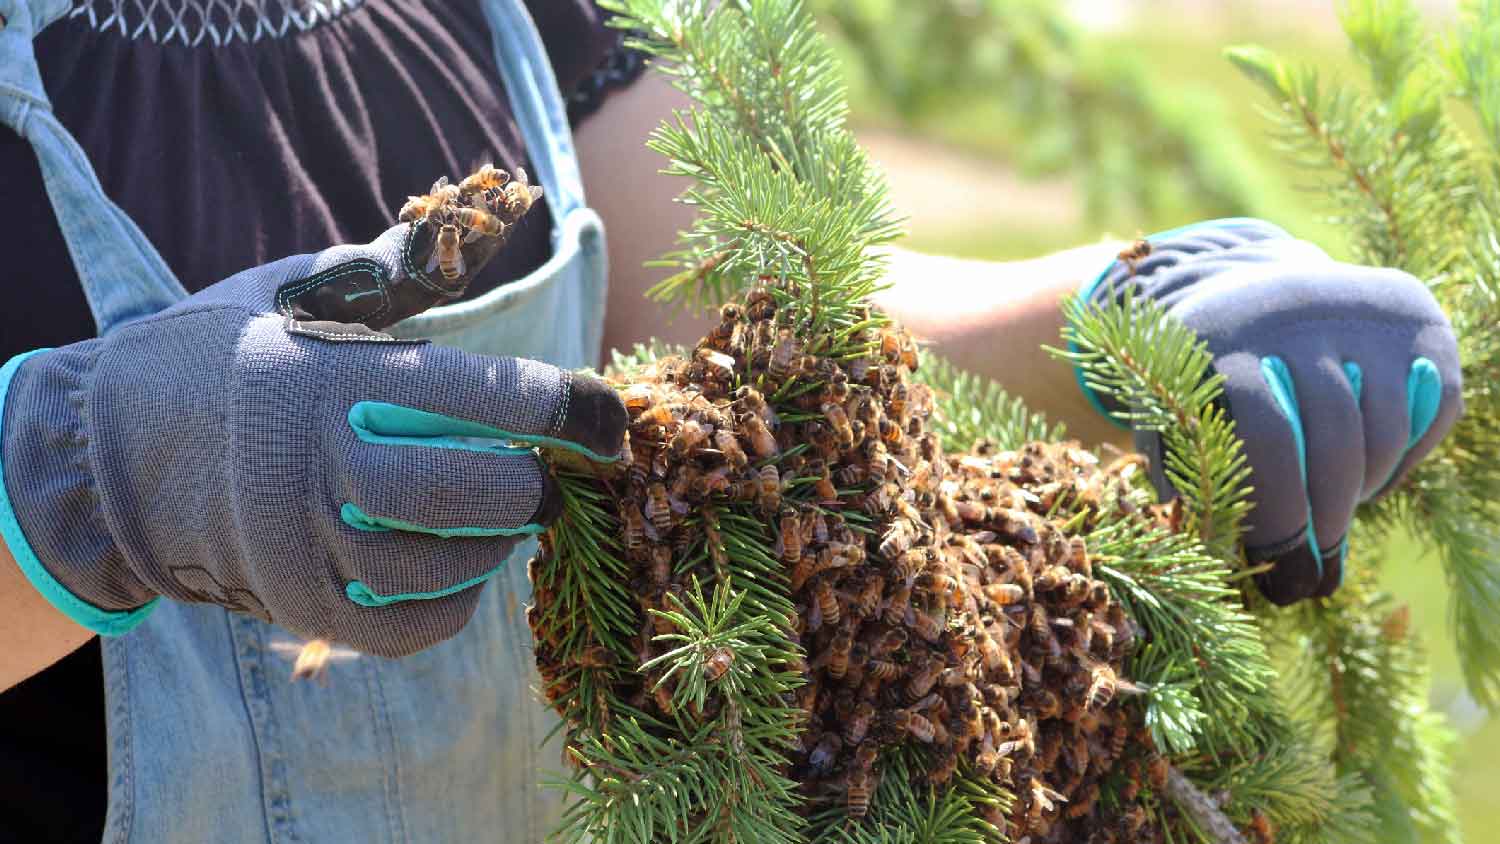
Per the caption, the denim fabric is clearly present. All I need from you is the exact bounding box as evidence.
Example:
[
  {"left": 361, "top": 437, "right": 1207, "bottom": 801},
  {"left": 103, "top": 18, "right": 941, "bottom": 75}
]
[{"left": 3, "top": 0, "right": 606, "bottom": 839}]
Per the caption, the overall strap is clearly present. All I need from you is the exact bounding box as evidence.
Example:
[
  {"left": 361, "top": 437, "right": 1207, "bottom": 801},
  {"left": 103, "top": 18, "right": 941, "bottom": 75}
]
[
  {"left": 479, "top": 0, "right": 588, "bottom": 220},
  {"left": 0, "top": 0, "right": 190, "bottom": 336}
]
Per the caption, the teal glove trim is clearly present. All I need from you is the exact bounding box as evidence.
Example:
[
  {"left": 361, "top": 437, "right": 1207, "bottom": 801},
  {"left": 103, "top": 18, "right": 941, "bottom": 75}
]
[
  {"left": 1372, "top": 356, "right": 1442, "bottom": 496},
  {"left": 1342, "top": 361, "right": 1363, "bottom": 404},
  {"left": 1405, "top": 357, "right": 1441, "bottom": 449},
  {"left": 1260, "top": 355, "right": 1324, "bottom": 578},
  {"left": 1071, "top": 218, "right": 1279, "bottom": 428},
  {"left": 340, "top": 502, "right": 546, "bottom": 539},
  {"left": 345, "top": 557, "right": 509, "bottom": 608},
  {"left": 0, "top": 350, "right": 159, "bottom": 636},
  {"left": 348, "top": 400, "right": 619, "bottom": 463}
]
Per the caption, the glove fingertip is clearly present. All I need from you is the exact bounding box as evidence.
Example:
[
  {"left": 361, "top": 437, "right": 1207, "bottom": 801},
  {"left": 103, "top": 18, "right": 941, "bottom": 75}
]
[
  {"left": 1253, "top": 541, "right": 1324, "bottom": 606},
  {"left": 1310, "top": 538, "right": 1346, "bottom": 599},
  {"left": 554, "top": 372, "right": 627, "bottom": 462},
  {"left": 530, "top": 468, "right": 564, "bottom": 528}
]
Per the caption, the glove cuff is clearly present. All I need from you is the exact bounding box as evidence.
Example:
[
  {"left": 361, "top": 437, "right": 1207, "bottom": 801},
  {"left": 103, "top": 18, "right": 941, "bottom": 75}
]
[{"left": 0, "top": 347, "right": 158, "bottom": 635}]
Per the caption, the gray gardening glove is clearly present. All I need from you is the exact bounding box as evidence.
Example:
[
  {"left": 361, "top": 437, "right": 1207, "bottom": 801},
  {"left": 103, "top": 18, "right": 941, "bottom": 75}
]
[
  {"left": 1080, "top": 219, "right": 1462, "bottom": 605},
  {"left": 0, "top": 221, "right": 625, "bottom": 657}
]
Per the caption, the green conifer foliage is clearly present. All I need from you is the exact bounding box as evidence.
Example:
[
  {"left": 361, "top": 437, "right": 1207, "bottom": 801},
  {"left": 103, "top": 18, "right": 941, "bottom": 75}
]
[{"left": 527, "top": 2, "right": 1484, "bottom": 841}]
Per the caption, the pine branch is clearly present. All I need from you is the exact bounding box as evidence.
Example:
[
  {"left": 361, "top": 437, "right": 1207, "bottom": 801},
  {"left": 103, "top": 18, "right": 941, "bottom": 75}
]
[
  {"left": 914, "top": 353, "right": 1065, "bottom": 453},
  {"left": 1052, "top": 294, "right": 1253, "bottom": 560}
]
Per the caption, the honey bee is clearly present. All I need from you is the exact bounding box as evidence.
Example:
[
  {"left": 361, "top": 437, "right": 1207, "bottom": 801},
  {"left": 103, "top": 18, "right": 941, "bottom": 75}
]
[
  {"left": 713, "top": 428, "right": 748, "bottom": 472},
  {"left": 621, "top": 499, "right": 646, "bottom": 553},
  {"left": 500, "top": 167, "right": 543, "bottom": 217},
  {"left": 977, "top": 632, "right": 1012, "bottom": 681},
  {"left": 883, "top": 581, "right": 913, "bottom": 626},
  {"left": 983, "top": 582, "right": 1026, "bottom": 606},
  {"left": 898, "top": 709, "right": 936, "bottom": 743},
  {"left": 1085, "top": 662, "right": 1117, "bottom": 710},
  {"left": 1066, "top": 535, "right": 1092, "bottom": 578},
  {"left": 459, "top": 162, "right": 509, "bottom": 194},
  {"left": 905, "top": 657, "right": 941, "bottom": 701},
  {"left": 845, "top": 702, "right": 876, "bottom": 745},
  {"left": 808, "top": 731, "right": 842, "bottom": 775},
  {"left": 398, "top": 192, "right": 445, "bottom": 223},
  {"left": 813, "top": 578, "right": 841, "bottom": 628},
  {"left": 703, "top": 646, "right": 735, "bottom": 682},
  {"left": 757, "top": 464, "right": 782, "bottom": 510},
  {"left": 426, "top": 223, "right": 465, "bottom": 280},
  {"left": 778, "top": 509, "right": 803, "bottom": 563},
  {"left": 1247, "top": 810, "right": 1275, "bottom": 844},
  {"left": 867, "top": 658, "right": 898, "bottom": 681},
  {"left": 909, "top": 608, "right": 944, "bottom": 643},
  {"left": 895, "top": 548, "right": 927, "bottom": 585},
  {"left": 454, "top": 202, "right": 507, "bottom": 243},
  {"left": 269, "top": 637, "right": 359, "bottom": 684},
  {"left": 647, "top": 544, "right": 672, "bottom": 585},
  {"left": 927, "top": 748, "right": 959, "bottom": 786},
  {"left": 645, "top": 482, "right": 673, "bottom": 533},
  {"left": 855, "top": 574, "right": 884, "bottom": 617},
  {"left": 879, "top": 518, "right": 915, "bottom": 560},
  {"left": 670, "top": 419, "right": 710, "bottom": 459},
  {"left": 821, "top": 401, "right": 853, "bottom": 449},
  {"left": 827, "top": 629, "right": 853, "bottom": 679},
  {"left": 741, "top": 412, "right": 779, "bottom": 459},
  {"left": 639, "top": 401, "right": 677, "bottom": 430},
  {"left": 695, "top": 347, "right": 736, "bottom": 382},
  {"left": 1147, "top": 754, "right": 1169, "bottom": 791},
  {"left": 846, "top": 767, "right": 873, "bottom": 819},
  {"left": 652, "top": 677, "right": 675, "bottom": 714},
  {"left": 1063, "top": 781, "right": 1098, "bottom": 819},
  {"left": 789, "top": 552, "right": 818, "bottom": 594},
  {"left": 1118, "top": 238, "right": 1152, "bottom": 275},
  {"left": 768, "top": 329, "right": 800, "bottom": 378},
  {"left": 622, "top": 384, "right": 656, "bottom": 417},
  {"left": 703, "top": 303, "right": 742, "bottom": 351}
]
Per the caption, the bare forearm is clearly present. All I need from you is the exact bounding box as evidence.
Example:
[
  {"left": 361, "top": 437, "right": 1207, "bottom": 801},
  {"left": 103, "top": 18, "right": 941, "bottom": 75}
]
[
  {"left": 873, "top": 243, "right": 1131, "bottom": 448},
  {"left": 0, "top": 537, "right": 93, "bottom": 693}
]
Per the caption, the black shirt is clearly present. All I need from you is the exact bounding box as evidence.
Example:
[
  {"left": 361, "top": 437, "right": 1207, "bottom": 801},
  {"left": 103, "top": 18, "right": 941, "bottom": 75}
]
[{"left": 0, "top": 2, "right": 639, "bottom": 840}]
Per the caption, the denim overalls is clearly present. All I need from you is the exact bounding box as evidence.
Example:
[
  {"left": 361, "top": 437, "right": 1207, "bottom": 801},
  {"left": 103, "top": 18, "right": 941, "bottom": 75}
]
[{"left": 0, "top": 0, "right": 607, "bottom": 839}]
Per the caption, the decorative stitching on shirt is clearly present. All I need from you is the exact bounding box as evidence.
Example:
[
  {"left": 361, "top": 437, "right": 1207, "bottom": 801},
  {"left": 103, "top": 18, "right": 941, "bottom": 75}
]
[{"left": 68, "top": 0, "right": 366, "bottom": 47}]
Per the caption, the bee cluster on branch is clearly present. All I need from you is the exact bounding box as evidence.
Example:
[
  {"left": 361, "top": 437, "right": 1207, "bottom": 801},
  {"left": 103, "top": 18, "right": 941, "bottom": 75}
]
[{"left": 529, "top": 280, "right": 1187, "bottom": 842}]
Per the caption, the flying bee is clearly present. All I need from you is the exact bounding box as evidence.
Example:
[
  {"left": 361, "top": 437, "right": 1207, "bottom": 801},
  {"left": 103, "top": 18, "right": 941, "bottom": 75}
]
[
  {"left": 813, "top": 578, "right": 841, "bottom": 628},
  {"left": 500, "top": 167, "right": 543, "bottom": 218},
  {"left": 426, "top": 223, "right": 465, "bottom": 280},
  {"left": 454, "top": 200, "right": 507, "bottom": 243},
  {"left": 1118, "top": 238, "right": 1152, "bottom": 275},
  {"left": 703, "top": 646, "right": 735, "bottom": 682},
  {"left": 826, "top": 629, "right": 854, "bottom": 679},
  {"left": 821, "top": 401, "right": 853, "bottom": 449},
  {"left": 270, "top": 637, "right": 359, "bottom": 684},
  {"left": 741, "top": 412, "right": 779, "bottom": 459}
]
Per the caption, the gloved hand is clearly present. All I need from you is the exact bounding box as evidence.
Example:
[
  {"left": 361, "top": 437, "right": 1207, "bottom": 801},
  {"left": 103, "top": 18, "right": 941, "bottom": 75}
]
[
  {"left": 0, "top": 220, "right": 625, "bottom": 657},
  {"left": 1079, "top": 218, "right": 1462, "bottom": 604}
]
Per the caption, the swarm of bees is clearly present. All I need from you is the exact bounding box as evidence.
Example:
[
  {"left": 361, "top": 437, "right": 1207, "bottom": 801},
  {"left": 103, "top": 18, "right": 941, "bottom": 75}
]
[
  {"left": 529, "top": 284, "right": 1180, "bottom": 842},
  {"left": 397, "top": 162, "right": 543, "bottom": 280}
]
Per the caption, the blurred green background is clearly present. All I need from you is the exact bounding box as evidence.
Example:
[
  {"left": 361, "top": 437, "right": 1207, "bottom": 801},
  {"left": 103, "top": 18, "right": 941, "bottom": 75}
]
[{"left": 827, "top": 0, "right": 1497, "bottom": 838}]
